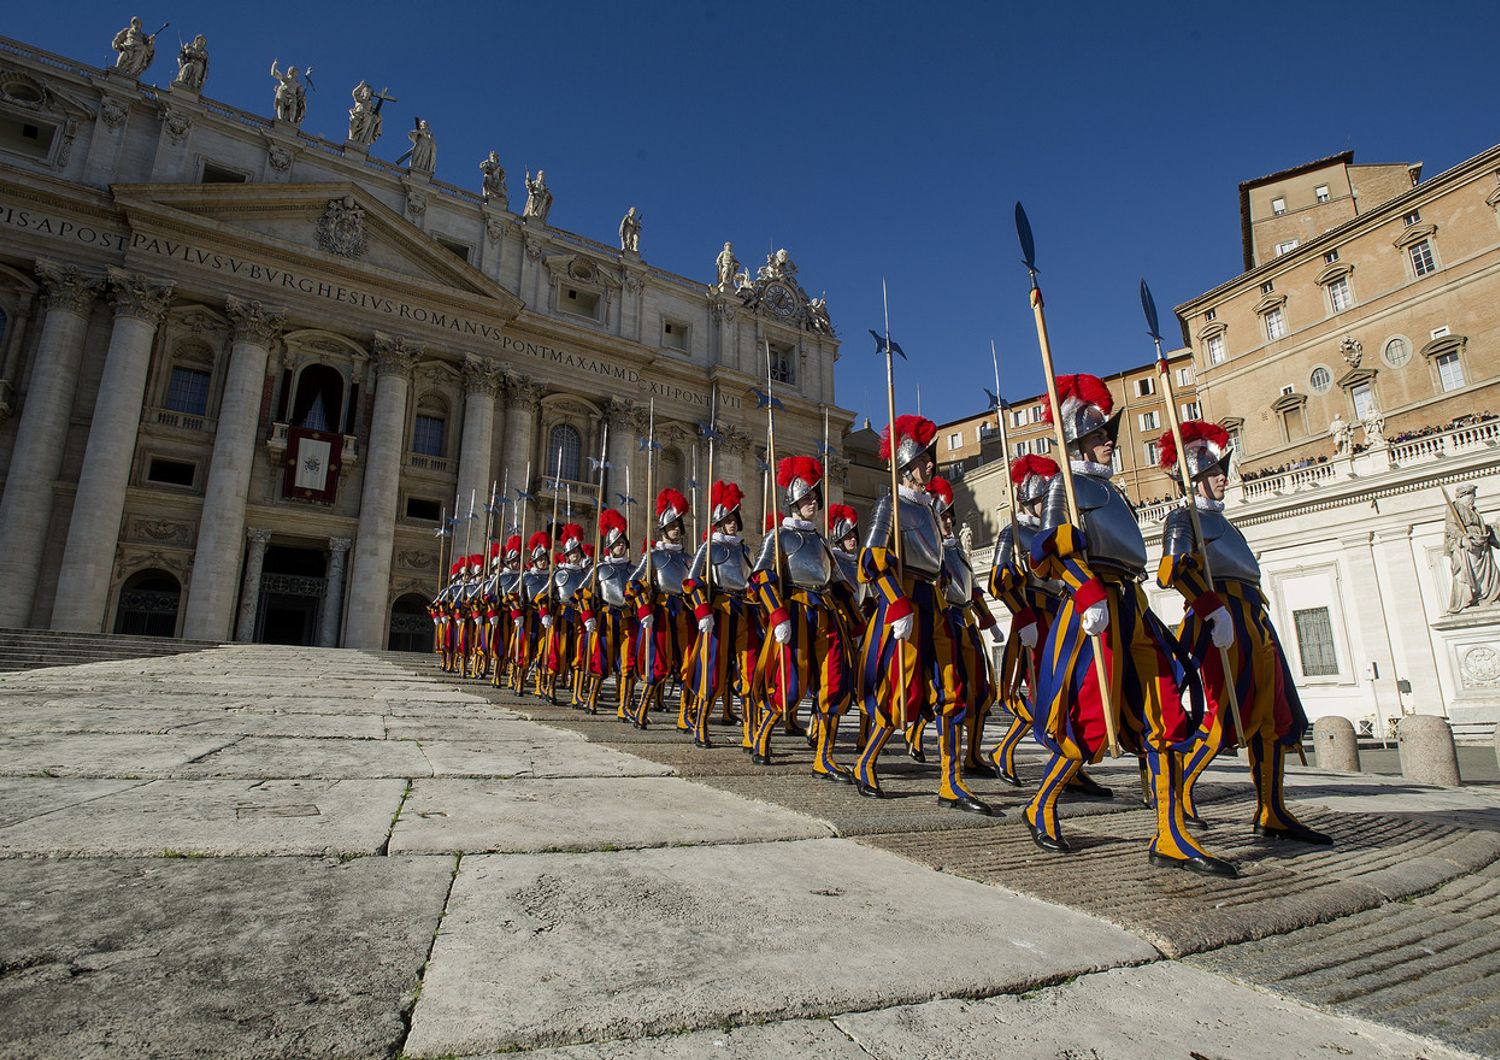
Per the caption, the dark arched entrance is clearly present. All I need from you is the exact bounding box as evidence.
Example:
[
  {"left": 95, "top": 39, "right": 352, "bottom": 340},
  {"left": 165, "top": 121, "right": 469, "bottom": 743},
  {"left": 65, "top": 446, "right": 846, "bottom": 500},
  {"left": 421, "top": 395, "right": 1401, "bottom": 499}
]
[
  {"left": 388, "top": 593, "right": 432, "bottom": 653},
  {"left": 113, "top": 569, "right": 181, "bottom": 637}
]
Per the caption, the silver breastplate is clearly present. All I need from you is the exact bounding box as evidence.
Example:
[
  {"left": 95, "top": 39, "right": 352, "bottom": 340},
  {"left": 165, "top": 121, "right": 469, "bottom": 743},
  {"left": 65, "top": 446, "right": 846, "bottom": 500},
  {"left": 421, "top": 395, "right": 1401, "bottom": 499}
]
[
  {"left": 1010, "top": 523, "right": 1064, "bottom": 597},
  {"left": 596, "top": 559, "right": 632, "bottom": 607},
  {"left": 782, "top": 527, "right": 834, "bottom": 589},
  {"left": 833, "top": 549, "right": 866, "bottom": 607},
  {"left": 646, "top": 548, "right": 691, "bottom": 595},
  {"left": 865, "top": 492, "right": 944, "bottom": 580},
  {"left": 554, "top": 565, "right": 590, "bottom": 603},
  {"left": 498, "top": 571, "right": 521, "bottom": 597},
  {"left": 1199, "top": 510, "right": 1261, "bottom": 584},
  {"left": 696, "top": 540, "right": 750, "bottom": 593},
  {"left": 1062, "top": 473, "right": 1147, "bottom": 576},
  {"left": 942, "top": 544, "right": 974, "bottom": 606},
  {"left": 521, "top": 570, "right": 550, "bottom": 602}
]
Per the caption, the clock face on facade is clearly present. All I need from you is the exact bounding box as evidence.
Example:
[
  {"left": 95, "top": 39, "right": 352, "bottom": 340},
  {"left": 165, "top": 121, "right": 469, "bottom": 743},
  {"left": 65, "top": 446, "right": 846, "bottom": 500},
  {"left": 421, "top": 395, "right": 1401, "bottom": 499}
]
[{"left": 763, "top": 282, "right": 797, "bottom": 318}]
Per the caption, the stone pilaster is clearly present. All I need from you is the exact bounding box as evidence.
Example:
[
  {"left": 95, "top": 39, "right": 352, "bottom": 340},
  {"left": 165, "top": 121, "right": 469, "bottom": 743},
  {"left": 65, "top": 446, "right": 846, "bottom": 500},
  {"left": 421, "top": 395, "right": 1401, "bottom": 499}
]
[
  {"left": 342, "top": 333, "right": 423, "bottom": 648},
  {"left": 604, "top": 397, "right": 638, "bottom": 511},
  {"left": 233, "top": 528, "right": 273, "bottom": 642},
  {"left": 0, "top": 261, "right": 103, "bottom": 626},
  {"left": 501, "top": 372, "right": 545, "bottom": 490},
  {"left": 316, "top": 536, "right": 352, "bottom": 647},
  {"left": 51, "top": 270, "right": 175, "bottom": 631},
  {"left": 456, "top": 355, "right": 503, "bottom": 507},
  {"left": 181, "top": 297, "right": 285, "bottom": 641}
]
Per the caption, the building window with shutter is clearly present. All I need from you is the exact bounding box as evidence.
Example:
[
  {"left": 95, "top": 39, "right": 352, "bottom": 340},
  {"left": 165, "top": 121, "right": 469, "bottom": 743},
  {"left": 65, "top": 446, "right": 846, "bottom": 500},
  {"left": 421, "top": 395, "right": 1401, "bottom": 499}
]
[
  {"left": 1409, "top": 239, "right": 1436, "bottom": 277},
  {"left": 1292, "top": 606, "right": 1338, "bottom": 677}
]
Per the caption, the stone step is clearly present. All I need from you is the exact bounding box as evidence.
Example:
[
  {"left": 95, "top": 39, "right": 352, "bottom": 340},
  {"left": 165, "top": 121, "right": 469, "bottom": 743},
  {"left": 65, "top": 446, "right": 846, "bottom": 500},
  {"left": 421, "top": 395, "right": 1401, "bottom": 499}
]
[{"left": 0, "top": 626, "right": 220, "bottom": 674}]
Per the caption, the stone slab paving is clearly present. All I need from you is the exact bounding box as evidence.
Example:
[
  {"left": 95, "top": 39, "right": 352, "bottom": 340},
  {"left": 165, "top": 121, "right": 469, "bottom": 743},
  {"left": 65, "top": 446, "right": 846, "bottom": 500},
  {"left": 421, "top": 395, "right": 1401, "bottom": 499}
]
[
  {"left": 0, "top": 731, "right": 242, "bottom": 778},
  {"left": 0, "top": 703, "right": 228, "bottom": 735},
  {"left": 0, "top": 855, "right": 451, "bottom": 1059},
  {"left": 0, "top": 777, "right": 146, "bottom": 830},
  {"left": 0, "top": 777, "right": 407, "bottom": 857},
  {"left": 400, "top": 838, "right": 1159, "bottom": 1057},
  {"left": 388, "top": 776, "right": 833, "bottom": 854},
  {"left": 1189, "top": 861, "right": 1500, "bottom": 1057}
]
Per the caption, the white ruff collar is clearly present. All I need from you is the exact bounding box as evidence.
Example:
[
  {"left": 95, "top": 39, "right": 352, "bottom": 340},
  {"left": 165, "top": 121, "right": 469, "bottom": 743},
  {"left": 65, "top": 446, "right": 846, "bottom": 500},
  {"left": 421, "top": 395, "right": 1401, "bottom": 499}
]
[
  {"left": 1071, "top": 459, "right": 1115, "bottom": 479},
  {"left": 655, "top": 541, "right": 683, "bottom": 552},
  {"left": 1195, "top": 496, "right": 1226, "bottom": 512},
  {"left": 898, "top": 485, "right": 928, "bottom": 502},
  {"left": 1017, "top": 511, "right": 1041, "bottom": 529},
  {"left": 712, "top": 532, "right": 742, "bottom": 544},
  {"left": 782, "top": 517, "right": 816, "bottom": 531}
]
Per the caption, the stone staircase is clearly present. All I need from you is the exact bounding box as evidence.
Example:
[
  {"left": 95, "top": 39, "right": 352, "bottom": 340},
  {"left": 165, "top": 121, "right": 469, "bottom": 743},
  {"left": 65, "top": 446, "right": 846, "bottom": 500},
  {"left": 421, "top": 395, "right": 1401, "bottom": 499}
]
[{"left": 0, "top": 627, "right": 221, "bottom": 673}]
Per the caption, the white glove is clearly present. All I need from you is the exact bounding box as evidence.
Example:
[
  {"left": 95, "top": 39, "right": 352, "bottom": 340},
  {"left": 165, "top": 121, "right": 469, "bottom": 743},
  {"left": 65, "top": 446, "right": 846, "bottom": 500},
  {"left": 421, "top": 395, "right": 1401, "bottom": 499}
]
[
  {"left": 698, "top": 616, "right": 715, "bottom": 634},
  {"left": 988, "top": 626, "right": 1005, "bottom": 645},
  {"left": 1018, "top": 622, "right": 1039, "bottom": 649},
  {"left": 1080, "top": 601, "right": 1109, "bottom": 637},
  {"left": 641, "top": 615, "right": 654, "bottom": 631},
  {"left": 432, "top": 616, "right": 441, "bottom": 626},
  {"left": 540, "top": 615, "right": 553, "bottom": 629},
  {"left": 1207, "top": 606, "right": 1234, "bottom": 649},
  {"left": 584, "top": 618, "right": 597, "bottom": 633},
  {"left": 890, "top": 614, "right": 914, "bottom": 642},
  {"left": 773, "top": 620, "right": 791, "bottom": 644},
  {"left": 512, "top": 617, "right": 522, "bottom": 629}
]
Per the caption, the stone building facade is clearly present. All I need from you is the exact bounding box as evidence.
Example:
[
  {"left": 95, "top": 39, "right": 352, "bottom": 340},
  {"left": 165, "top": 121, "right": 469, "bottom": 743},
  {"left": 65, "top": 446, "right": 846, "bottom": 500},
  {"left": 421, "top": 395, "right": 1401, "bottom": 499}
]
[{"left": 0, "top": 34, "right": 849, "bottom": 648}]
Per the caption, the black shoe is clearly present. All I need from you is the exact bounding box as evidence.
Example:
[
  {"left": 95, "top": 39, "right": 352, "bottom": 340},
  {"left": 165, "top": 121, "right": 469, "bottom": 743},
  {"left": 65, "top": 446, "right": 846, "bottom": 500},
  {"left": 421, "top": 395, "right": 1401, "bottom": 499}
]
[
  {"left": 1183, "top": 811, "right": 1209, "bottom": 830},
  {"left": 907, "top": 745, "right": 927, "bottom": 763},
  {"left": 1254, "top": 822, "right": 1334, "bottom": 846},
  {"left": 995, "top": 767, "right": 1025, "bottom": 788},
  {"left": 785, "top": 723, "right": 807, "bottom": 738},
  {"left": 722, "top": 713, "right": 740, "bottom": 725},
  {"left": 855, "top": 779, "right": 885, "bottom": 799},
  {"left": 939, "top": 794, "right": 995, "bottom": 817},
  {"left": 964, "top": 760, "right": 1001, "bottom": 779},
  {"left": 751, "top": 752, "right": 773, "bottom": 765},
  {"left": 815, "top": 768, "right": 854, "bottom": 785},
  {"left": 1067, "top": 774, "right": 1114, "bottom": 799},
  {"left": 1024, "top": 816, "right": 1071, "bottom": 853},
  {"left": 1148, "top": 851, "right": 1238, "bottom": 878},
  {"left": 693, "top": 738, "right": 712, "bottom": 749}
]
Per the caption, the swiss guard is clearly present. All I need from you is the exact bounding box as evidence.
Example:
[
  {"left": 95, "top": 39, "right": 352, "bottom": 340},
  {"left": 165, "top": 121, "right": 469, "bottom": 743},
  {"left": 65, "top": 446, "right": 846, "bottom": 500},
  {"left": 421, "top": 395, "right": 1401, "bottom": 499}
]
[
  {"left": 684, "top": 481, "right": 758, "bottom": 748},
  {"left": 854, "top": 416, "right": 991, "bottom": 815},
  {"left": 629, "top": 488, "right": 693, "bottom": 728},
  {"left": 491, "top": 534, "right": 523, "bottom": 688},
  {"left": 749, "top": 457, "right": 856, "bottom": 776},
  {"left": 509, "top": 531, "right": 552, "bottom": 694},
  {"left": 1024, "top": 374, "right": 1230, "bottom": 876},
  {"left": 539, "top": 523, "right": 589, "bottom": 705},
  {"left": 1157, "top": 421, "right": 1330, "bottom": 845},
  {"left": 580, "top": 508, "right": 637, "bottom": 718}
]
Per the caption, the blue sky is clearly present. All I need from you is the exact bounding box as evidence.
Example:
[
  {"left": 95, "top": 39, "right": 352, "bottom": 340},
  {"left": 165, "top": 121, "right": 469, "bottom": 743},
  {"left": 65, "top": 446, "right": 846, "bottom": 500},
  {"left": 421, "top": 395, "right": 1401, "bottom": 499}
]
[{"left": 16, "top": 1, "right": 1499, "bottom": 426}]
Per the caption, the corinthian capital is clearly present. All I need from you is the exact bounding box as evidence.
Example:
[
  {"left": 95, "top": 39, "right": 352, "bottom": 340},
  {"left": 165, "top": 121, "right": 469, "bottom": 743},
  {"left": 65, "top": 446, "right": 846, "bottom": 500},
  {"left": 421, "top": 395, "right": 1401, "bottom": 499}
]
[
  {"left": 372, "top": 332, "right": 424, "bottom": 378},
  {"left": 225, "top": 296, "right": 287, "bottom": 346},
  {"left": 107, "top": 268, "right": 175, "bottom": 324},
  {"left": 462, "top": 355, "right": 504, "bottom": 398},
  {"left": 503, "top": 371, "right": 545, "bottom": 407},
  {"left": 35, "top": 259, "right": 103, "bottom": 314}
]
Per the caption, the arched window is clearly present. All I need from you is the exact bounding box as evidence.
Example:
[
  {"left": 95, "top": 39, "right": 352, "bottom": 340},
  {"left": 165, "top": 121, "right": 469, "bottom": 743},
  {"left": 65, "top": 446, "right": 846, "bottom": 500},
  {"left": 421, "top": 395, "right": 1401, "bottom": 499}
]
[
  {"left": 388, "top": 592, "right": 433, "bottom": 652},
  {"left": 291, "top": 364, "right": 344, "bottom": 432},
  {"left": 1309, "top": 366, "right": 1332, "bottom": 394},
  {"left": 412, "top": 394, "right": 448, "bottom": 457},
  {"left": 548, "top": 423, "right": 581, "bottom": 481},
  {"left": 113, "top": 569, "right": 181, "bottom": 637}
]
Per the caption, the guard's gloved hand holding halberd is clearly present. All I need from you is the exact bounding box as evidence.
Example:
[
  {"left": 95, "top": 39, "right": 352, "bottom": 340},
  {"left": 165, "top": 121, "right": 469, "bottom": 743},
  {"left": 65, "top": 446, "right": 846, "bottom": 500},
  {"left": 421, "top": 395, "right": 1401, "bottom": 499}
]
[
  {"left": 773, "top": 620, "right": 791, "bottom": 644},
  {"left": 584, "top": 618, "right": 596, "bottom": 633},
  {"left": 1080, "top": 601, "right": 1109, "bottom": 636},
  {"left": 1018, "top": 622, "right": 1039, "bottom": 649},
  {"left": 1207, "top": 606, "right": 1234, "bottom": 649},
  {"left": 697, "top": 615, "right": 714, "bottom": 634},
  {"left": 890, "top": 614, "right": 914, "bottom": 642},
  {"left": 540, "top": 615, "right": 552, "bottom": 629}
]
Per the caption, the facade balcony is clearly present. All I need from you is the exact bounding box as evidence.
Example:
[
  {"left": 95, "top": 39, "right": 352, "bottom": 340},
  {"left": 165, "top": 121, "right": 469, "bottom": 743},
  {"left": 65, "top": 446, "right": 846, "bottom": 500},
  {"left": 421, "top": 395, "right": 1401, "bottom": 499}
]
[{"left": 267, "top": 422, "right": 359, "bottom": 466}]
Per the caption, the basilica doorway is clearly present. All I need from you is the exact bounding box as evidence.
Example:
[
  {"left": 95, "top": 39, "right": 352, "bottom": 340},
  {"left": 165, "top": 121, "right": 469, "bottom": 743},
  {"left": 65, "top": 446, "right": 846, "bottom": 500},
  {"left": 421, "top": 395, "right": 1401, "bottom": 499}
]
[
  {"left": 254, "top": 545, "right": 326, "bottom": 646},
  {"left": 113, "top": 569, "right": 181, "bottom": 637},
  {"left": 388, "top": 593, "right": 433, "bottom": 653}
]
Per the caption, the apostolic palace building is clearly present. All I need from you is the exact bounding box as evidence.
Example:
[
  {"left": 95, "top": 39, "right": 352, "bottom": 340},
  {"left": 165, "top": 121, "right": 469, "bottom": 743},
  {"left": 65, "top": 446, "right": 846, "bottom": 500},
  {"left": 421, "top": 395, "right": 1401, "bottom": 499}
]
[{"left": 0, "top": 33, "right": 849, "bottom": 651}]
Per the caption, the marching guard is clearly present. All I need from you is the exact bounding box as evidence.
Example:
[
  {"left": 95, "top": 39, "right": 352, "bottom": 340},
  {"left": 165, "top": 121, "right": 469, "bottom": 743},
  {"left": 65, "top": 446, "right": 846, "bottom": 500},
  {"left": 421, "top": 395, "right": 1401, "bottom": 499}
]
[
  {"left": 1157, "top": 422, "right": 1330, "bottom": 845},
  {"left": 684, "top": 481, "right": 759, "bottom": 748},
  {"left": 629, "top": 488, "right": 693, "bottom": 728},
  {"left": 508, "top": 531, "right": 552, "bottom": 694},
  {"left": 539, "top": 524, "right": 589, "bottom": 704},
  {"left": 490, "top": 535, "right": 523, "bottom": 688},
  {"left": 581, "top": 509, "right": 637, "bottom": 717},
  {"left": 1023, "top": 374, "right": 1230, "bottom": 875}
]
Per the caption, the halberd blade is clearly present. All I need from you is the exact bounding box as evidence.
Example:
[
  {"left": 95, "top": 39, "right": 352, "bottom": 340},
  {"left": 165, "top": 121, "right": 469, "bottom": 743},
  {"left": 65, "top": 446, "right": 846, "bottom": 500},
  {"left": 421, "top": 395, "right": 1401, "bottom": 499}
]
[
  {"left": 1015, "top": 202, "right": 1037, "bottom": 272},
  {"left": 1140, "top": 278, "right": 1162, "bottom": 342}
]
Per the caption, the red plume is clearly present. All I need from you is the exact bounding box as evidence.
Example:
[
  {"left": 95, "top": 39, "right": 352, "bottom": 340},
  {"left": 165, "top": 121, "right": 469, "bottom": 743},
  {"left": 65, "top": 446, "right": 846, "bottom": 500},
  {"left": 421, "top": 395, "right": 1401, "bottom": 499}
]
[
  {"left": 581, "top": 543, "right": 595, "bottom": 559},
  {"left": 764, "top": 510, "right": 777, "bottom": 532},
  {"left": 827, "top": 503, "right": 858, "bottom": 528},
  {"left": 1009, "top": 454, "right": 1060, "bottom": 485},
  {"left": 879, "top": 414, "right": 938, "bottom": 460},
  {"left": 526, "top": 531, "right": 551, "bottom": 555},
  {"left": 711, "top": 480, "right": 744, "bottom": 511},
  {"left": 599, "top": 509, "right": 627, "bottom": 539},
  {"left": 776, "top": 455, "right": 824, "bottom": 488},
  {"left": 558, "top": 522, "right": 585, "bottom": 546},
  {"left": 490, "top": 540, "right": 502, "bottom": 559},
  {"left": 1159, "top": 420, "right": 1230, "bottom": 470},
  {"left": 927, "top": 475, "right": 955, "bottom": 508},
  {"left": 656, "top": 488, "right": 689, "bottom": 518},
  {"left": 504, "top": 534, "right": 522, "bottom": 554},
  {"left": 1041, "top": 374, "right": 1114, "bottom": 424}
]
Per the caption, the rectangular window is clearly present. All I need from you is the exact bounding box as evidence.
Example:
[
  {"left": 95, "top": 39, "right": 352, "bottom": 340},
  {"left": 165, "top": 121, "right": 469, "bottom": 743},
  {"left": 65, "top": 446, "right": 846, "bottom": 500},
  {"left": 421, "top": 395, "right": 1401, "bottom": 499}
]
[
  {"left": 1139, "top": 410, "right": 1160, "bottom": 430},
  {"left": 1204, "top": 308, "right": 1216, "bottom": 322},
  {"left": 1351, "top": 382, "right": 1376, "bottom": 420},
  {"left": 1110, "top": 448, "right": 1124, "bottom": 473},
  {"left": 1010, "top": 410, "right": 1025, "bottom": 428},
  {"left": 1136, "top": 378, "right": 1155, "bottom": 397},
  {"left": 1403, "top": 209, "right": 1421, "bottom": 226},
  {"left": 404, "top": 497, "right": 441, "bottom": 522},
  {"left": 769, "top": 343, "right": 796, "bottom": 385},
  {"left": 1013, "top": 440, "right": 1029, "bottom": 457},
  {"left": 1182, "top": 401, "right": 1201, "bottom": 420},
  {"left": 947, "top": 431, "right": 963, "bottom": 451},
  {"left": 412, "top": 414, "right": 445, "bottom": 457},
  {"left": 559, "top": 287, "right": 602, "bottom": 319},
  {"left": 1274, "top": 239, "right": 1299, "bottom": 257},
  {"left": 1324, "top": 248, "right": 1340, "bottom": 264},
  {"left": 1292, "top": 606, "right": 1339, "bottom": 677},
  {"left": 1176, "top": 366, "right": 1194, "bottom": 386},
  {"left": 165, "top": 367, "right": 211, "bottom": 416},
  {"left": 1328, "top": 276, "right": 1352, "bottom": 312},
  {"left": 437, "top": 238, "right": 470, "bottom": 262},
  {"left": 1035, "top": 436, "right": 1051, "bottom": 453},
  {"left": 1206, "top": 334, "right": 1226, "bottom": 365},
  {"left": 1228, "top": 427, "right": 1243, "bottom": 455},
  {"left": 1280, "top": 407, "right": 1307, "bottom": 442},
  {"left": 146, "top": 457, "right": 195, "bottom": 487},
  {"left": 1431, "top": 326, "right": 1450, "bottom": 340},
  {"left": 1271, "top": 196, "right": 1286, "bottom": 215},
  {"left": 1028, "top": 405, "right": 1044, "bottom": 424},
  {"left": 1265, "top": 307, "right": 1287, "bottom": 341},
  {"left": 1260, "top": 280, "right": 1275, "bottom": 294},
  {"left": 661, "top": 319, "right": 688, "bottom": 352},
  {"left": 1144, "top": 441, "right": 1159, "bottom": 465},
  {"left": 1437, "top": 351, "right": 1466, "bottom": 392},
  {"left": 1409, "top": 239, "right": 1436, "bottom": 276},
  {"left": 1315, "top": 184, "right": 1330, "bottom": 203},
  {"left": 1280, "top": 384, "right": 1295, "bottom": 396},
  {"left": 201, "top": 162, "right": 248, "bottom": 184}
]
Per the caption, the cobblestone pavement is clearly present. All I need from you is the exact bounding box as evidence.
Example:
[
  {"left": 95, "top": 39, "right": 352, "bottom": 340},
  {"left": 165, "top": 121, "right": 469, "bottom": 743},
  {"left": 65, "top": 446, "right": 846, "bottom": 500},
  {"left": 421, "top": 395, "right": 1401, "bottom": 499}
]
[{"left": 0, "top": 645, "right": 1494, "bottom": 1059}]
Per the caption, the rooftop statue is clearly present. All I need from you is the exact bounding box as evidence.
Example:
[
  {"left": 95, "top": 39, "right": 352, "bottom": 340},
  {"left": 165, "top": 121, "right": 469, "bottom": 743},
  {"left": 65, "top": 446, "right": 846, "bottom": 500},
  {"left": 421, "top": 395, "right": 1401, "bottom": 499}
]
[{"left": 173, "top": 34, "right": 208, "bottom": 91}]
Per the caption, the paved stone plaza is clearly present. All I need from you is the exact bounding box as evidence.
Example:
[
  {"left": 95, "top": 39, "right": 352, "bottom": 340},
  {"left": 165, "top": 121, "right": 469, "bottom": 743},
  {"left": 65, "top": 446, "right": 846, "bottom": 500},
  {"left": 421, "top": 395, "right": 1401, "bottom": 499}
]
[{"left": 1, "top": 647, "right": 1497, "bottom": 1058}]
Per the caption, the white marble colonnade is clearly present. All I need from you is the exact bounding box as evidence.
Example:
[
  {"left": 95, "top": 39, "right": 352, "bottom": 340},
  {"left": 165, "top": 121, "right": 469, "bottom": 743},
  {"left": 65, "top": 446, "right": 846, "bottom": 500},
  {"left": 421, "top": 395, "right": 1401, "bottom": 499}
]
[
  {"left": 51, "top": 269, "right": 176, "bottom": 631},
  {"left": 342, "top": 333, "right": 422, "bottom": 649},
  {"left": 181, "top": 297, "right": 286, "bottom": 642},
  {"left": 0, "top": 261, "right": 103, "bottom": 627}
]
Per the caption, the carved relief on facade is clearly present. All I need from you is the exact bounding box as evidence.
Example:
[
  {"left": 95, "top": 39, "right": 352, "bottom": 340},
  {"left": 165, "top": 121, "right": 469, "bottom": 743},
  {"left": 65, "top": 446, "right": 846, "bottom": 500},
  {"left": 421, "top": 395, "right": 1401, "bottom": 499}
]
[
  {"left": 126, "top": 517, "right": 194, "bottom": 547},
  {"left": 315, "top": 196, "right": 368, "bottom": 260},
  {"left": 1458, "top": 643, "right": 1500, "bottom": 689},
  {"left": 398, "top": 549, "right": 436, "bottom": 570}
]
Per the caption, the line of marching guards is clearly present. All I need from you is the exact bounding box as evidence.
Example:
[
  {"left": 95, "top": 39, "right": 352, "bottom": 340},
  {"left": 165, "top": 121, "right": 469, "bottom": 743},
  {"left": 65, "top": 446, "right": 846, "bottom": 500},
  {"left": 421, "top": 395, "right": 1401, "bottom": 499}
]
[{"left": 427, "top": 379, "right": 1333, "bottom": 878}]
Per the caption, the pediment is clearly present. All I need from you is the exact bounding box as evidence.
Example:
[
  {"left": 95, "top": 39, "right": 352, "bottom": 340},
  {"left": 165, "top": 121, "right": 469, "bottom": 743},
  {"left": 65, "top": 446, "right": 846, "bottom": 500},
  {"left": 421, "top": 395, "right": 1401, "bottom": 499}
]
[{"left": 110, "top": 182, "right": 524, "bottom": 319}]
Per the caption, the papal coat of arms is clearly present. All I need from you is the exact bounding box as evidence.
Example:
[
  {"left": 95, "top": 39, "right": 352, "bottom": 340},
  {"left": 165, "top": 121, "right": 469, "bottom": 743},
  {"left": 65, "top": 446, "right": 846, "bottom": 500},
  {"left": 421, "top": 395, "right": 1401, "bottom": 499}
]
[{"left": 316, "top": 196, "right": 368, "bottom": 259}]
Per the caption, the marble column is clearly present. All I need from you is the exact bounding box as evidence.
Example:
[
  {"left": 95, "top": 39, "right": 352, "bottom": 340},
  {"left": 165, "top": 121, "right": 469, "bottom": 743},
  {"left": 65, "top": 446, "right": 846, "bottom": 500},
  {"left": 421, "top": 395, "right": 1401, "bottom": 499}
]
[
  {"left": 456, "top": 355, "right": 503, "bottom": 507},
  {"left": 604, "top": 397, "right": 637, "bottom": 509},
  {"left": 181, "top": 297, "right": 285, "bottom": 641},
  {"left": 0, "top": 261, "right": 103, "bottom": 627},
  {"left": 343, "top": 333, "right": 422, "bottom": 649},
  {"left": 51, "top": 270, "right": 176, "bottom": 631},
  {"left": 316, "top": 536, "right": 352, "bottom": 648},
  {"left": 501, "top": 372, "right": 545, "bottom": 491},
  {"left": 233, "top": 528, "right": 273, "bottom": 642}
]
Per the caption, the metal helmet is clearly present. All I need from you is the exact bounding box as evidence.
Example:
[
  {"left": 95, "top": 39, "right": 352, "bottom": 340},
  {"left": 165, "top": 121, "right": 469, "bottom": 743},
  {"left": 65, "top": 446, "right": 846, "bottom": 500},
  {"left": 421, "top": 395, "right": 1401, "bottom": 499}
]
[
  {"left": 1010, "top": 454, "right": 1060, "bottom": 505},
  {"left": 1159, "top": 420, "right": 1233, "bottom": 482},
  {"left": 558, "top": 522, "right": 585, "bottom": 557},
  {"left": 599, "top": 508, "right": 628, "bottom": 549},
  {"left": 828, "top": 503, "right": 858, "bottom": 542},
  {"left": 526, "top": 531, "right": 551, "bottom": 563},
  {"left": 709, "top": 480, "right": 744, "bottom": 527},
  {"left": 777, "top": 456, "right": 823, "bottom": 509},
  {"left": 655, "top": 488, "right": 689, "bottom": 531},
  {"left": 927, "top": 475, "right": 955, "bottom": 517},
  {"left": 503, "top": 534, "right": 522, "bottom": 563},
  {"left": 1046, "top": 374, "right": 1121, "bottom": 449},
  {"left": 880, "top": 414, "right": 937, "bottom": 472}
]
